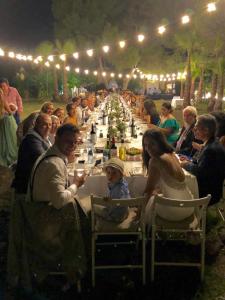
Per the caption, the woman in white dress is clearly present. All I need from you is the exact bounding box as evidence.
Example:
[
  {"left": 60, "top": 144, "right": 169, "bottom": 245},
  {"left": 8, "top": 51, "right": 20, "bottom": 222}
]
[{"left": 142, "top": 129, "right": 194, "bottom": 224}]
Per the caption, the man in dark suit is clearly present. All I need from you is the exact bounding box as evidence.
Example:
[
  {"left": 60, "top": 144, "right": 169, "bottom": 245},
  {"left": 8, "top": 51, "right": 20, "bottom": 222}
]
[
  {"left": 12, "top": 113, "right": 52, "bottom": 195},
  {"left": 181, "top": 114, "right": 225, "bottom": 205}
]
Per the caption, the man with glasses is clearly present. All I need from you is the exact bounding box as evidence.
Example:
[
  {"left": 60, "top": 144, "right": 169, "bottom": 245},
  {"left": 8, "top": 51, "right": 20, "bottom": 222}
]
[{"left": 181, "top": 114, "right": 225, "bottom": 205}]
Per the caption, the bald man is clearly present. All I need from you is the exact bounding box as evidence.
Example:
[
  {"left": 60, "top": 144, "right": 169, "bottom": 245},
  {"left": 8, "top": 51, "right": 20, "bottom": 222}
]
[{"left": 12, "top": 113, "right": 52, "bottom": 195}]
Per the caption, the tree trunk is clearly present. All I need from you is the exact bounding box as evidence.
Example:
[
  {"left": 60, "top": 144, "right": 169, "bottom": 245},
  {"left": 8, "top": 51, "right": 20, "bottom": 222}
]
[
  {"left": 207, "top": 73, "right": 218, "bottom": 112},
  {"left": 123, "top": 78, "right": 130, "bottom": 90},
  {"left": 53, "top": 67, "right": 59, "bottom": 100},
  {"left": 183, "top": 51, "right": 191, "bottom": 107},
  {"left": 196, "top": 68, "right": 204, "bottom": 103},
  {"left": 180, "top": 80, "right": 184, "bottom": 98},
  {"left": 62, "top": 61, "right": 68, "bottom": 102},
  {"left": 214, "top": 71, "right": 224, "bottom": 111},
  {"left": 190, "top": 77, "right": 196, "bottom": 101},
  {"left": 98, "top": 55, "right": 108, "bottom": 88}
]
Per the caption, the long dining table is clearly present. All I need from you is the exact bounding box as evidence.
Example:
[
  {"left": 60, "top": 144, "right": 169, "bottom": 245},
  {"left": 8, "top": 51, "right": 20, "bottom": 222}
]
[{"left": 67, "top": 108, "right": 199, "bottom": 215}]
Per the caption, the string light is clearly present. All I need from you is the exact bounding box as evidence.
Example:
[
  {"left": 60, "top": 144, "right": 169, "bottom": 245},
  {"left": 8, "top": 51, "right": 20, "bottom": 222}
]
[
  {"left": 84, "top": 69, "right": 89, "bottom": 74},
  {"left": 75, "top": 68, "right": 80, "bottom": 73},
  {"left": 65, "top": 66, "right": 70, "bottom": 71},
  {"left": 119, "top": 41, "right": 126, "bottom": 48},
  {"left": 86, "top": 49, "right": 93, "bottom": 57},
  {"left": 110, "top": 73, "right": 115, "bottom": 77},
  {"left": 137, "top": 34, "right": 145, "bottom": 42},
  {"left": 59, "top": 54, "right": 66, "bottom": 61},
  {"left": 181, "top": 15, "right": 190, "bottom": 24},
  {"left": 102, "top": 45, "right": 110, "bottom": 53},
  {"left": 118, "top": 74, "right": 123, "bottom": 78},
  {"left": 93, "top": 70, "right": 98, "bottom": 76},
  {"left": 55, "top": 64, "right": 60, "bottom": 69},
  {"left": 45, "top": 61, "right": 50, "bottom": 67},
  {"left": 48, "top": 55, "right": 54, "bottom": 62},
  {"left": 207, "top": 2, "right": 216, "bottom": 12},
  {"left": 102, "top": 72, "right": 106, "bottom": 77},
  {"left": 158, "top": 26, "right": 166, "bottom": 35},
  {"left": 73, "top": 52, "right": 79, "bottom": 59},
  {"left": 8, "top": 52, "right": 15, "bottom": 58},
  {"left": 0, "top": 49, "right": 5, "bottom": 56},
  {"left": 27, "top": 55, "right": 33, "bottom": 61}
]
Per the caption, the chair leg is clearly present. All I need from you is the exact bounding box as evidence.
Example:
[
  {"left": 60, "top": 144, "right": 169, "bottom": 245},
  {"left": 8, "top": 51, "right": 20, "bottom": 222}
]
[
  {"left": 151, "top": 226, "right": 155, "bottom": 282},
  {"left": 200, "top": 233, "right": 205, "bottom": 281},
  {"left": 92, "top": 235, "right": 96, "bottom": 287},
  {"left": 142, "top": 233, "right": 146, "bottom": 285}
]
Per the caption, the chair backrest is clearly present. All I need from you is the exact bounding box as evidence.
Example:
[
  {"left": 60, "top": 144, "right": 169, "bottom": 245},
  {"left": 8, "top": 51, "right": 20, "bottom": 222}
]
[
  {"left": 152, "top": 194, "right": 211, "bottom": 230},
  {"left": 90, "top": 195, "right": 146, "bottom": 231}
]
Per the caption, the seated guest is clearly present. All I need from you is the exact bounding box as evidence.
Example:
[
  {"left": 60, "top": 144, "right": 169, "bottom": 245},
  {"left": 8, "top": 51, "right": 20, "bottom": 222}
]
[
  {"left": 142, "top": 129, "right": 194, "bottom": 224},
  {"left": 49, "top": 115, "right": 60, "bottom": 144},
  {"left": 148, "top": 102, "right": 180, "bottom": 145},
  {"left": 210, "top": 111, "right": 225, "bottom": 147},
  {"left": 143, "top": 98, "right": 160, "bottom": 125},
  {"left": 181, "top": 114, "right": 225, "bottom": 205},
  {"left": 175, "top": 106, "right": 201, "bottom": 157},
  {"left": 40, "top": 101, "right": 54, "bottom": 115},
  {"left": 16, "top": 111, "right": 39, "bottom": 145},
  {"left": 12, "top": 113, "right": 52, "bottom": 195},
  {"left": 81, "top": 98, "right": 91, "bottom": 122},
  {"left": 72, "top": 97, "right": 82, "bottom": 126},
  {"left": 95, "top": 158, "right": 130, "bottom": 223},
  {"left": 63, "top": 102, "right": 77, "bottom": 126},
  {"left": 52, "top": 107, "right": 65, "bottom": 124}
]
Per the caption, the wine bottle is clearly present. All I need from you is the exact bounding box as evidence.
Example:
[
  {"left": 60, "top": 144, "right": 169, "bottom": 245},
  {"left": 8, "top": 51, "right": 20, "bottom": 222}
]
[
  {"left": 90, "top": 123, "right": 97, "bottom": 144},
  {"left": 130, "top": 118, "right": 135, "bottom": 137}
]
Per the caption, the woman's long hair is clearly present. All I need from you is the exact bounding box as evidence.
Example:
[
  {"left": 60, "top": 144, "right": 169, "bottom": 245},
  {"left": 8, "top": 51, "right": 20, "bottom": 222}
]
[{"left": 142, "top": 129, "right": 174, "bottom": 170}]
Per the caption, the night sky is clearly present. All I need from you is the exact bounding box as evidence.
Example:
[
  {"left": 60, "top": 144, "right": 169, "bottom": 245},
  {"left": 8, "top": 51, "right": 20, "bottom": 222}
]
[{"left": 0, "top": 0, "right": 53, "bottom": 51}]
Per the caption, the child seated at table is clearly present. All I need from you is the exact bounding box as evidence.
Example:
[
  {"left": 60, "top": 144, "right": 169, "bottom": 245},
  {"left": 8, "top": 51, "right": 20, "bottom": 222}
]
[{"left": 95, "top": 157, "right": 131, "bottom": 223}]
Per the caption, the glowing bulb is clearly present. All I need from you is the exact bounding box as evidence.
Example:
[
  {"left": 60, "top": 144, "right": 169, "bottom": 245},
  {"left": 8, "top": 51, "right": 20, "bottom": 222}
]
[
  {"left": 140, "top": 74, "right": 145, "bottom": 79},
  {"left": 133, "top": 74, "right": 137, "bottom": 79},
  {"left": 137, "top": 34, "right": 145, "bottom": 42},
  {"left": 65, "top": 66, "right": 70, "bottom": 71},
  {"left": 110, "top": 73, "right": 115, "bottom": 77},
  {"left": 75, "top": 68, "right": 80, "bottom": 73},
  {"left": 45, "top": 61, "right": 50, "bottom": 67},
  {"left": 33, "top": 59, "right": 39, "bottom": 64},
  {"left": 102, "top": 45, "right": 110, "bottom": 53},
  {"left": 60, "top": 54, "right": 66, "bottom": 61},
  {"left": 73, "top": 52, "right": 79, "bottom": 59},
  {"left": 8, "top": 52, "right": 15, "bottom": 58},
  {"left": 48, "top": 55, "right": 54, "bottom": 62},
  {"left": 207, "top": 2, "right": 216, "bottom": 12},
  {"left": 93, "top": 71, "right": 98, "bottom": 76},
  {"left": 36, "top": 56, "right": 43, "bottom": 62},
  {"left": 86, "top": 49, "right": 93, "bottom": 57},
  {"left": 158, "top": 26, "right": 166, "bottom": 34},
  {"left": 181, "top": 15, "right": 190, "bottom": 24},
  {"left": 84, "top": 69, "right": 89, "bottom": 74},
  {"left": 0, "top": 48, "right": 5, "bottom": 56},
  {"left": 55, "top": 64, "right": 60, "bottom": 69},
  {"left": 102, "top": 72, "right": 106, "bottom": 77},
  {"left": 126, "top": 74, "right": 130, "bottom": 78},
  {"left": 118, "top": 74, "right": 123, "bottom": 78},
  {"left": 119, "top": 41, "right": 126, "bottom": 48},
  {"left": 27, "top": 55, "right": 33, "bottom": 61}
]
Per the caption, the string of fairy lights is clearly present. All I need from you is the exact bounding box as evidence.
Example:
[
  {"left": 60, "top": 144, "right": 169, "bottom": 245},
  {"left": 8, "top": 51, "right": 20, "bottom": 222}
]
[{"left": 0, "top": 2, "right": 219, "bottom": 81}]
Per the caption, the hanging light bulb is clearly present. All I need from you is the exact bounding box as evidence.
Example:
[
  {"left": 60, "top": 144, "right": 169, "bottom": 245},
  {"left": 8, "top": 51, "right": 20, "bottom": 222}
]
[
  {"left": 102, "top": 72, "right": 106, "bottom": 77},
  {"left": 126, "top": 74, "right": 130, "bottom": 78},
  {"left": 75, "top": 68, "right": 80, "bottom": 73},
  {"left": 73, "top": 52, "right": 79, "bottom": 59},
  {"left": 45, "top": 61, "right": 50, "bottom": 67},
  {"left": 158, "top": 26, "right": 166, "bottom": 35},
  {"left": 207, "top": 2, "right": 216, "bottom": 12},
  {"left": 27, "top": 55, "right": 33, "bottom": 61},
  {"left": 110, "top": 73, "right": 115, "bottom": 77},
  {"left": 137, "top": 34, "right": 145, "bottom": 42},
  {"left": 48, "top": 55, "right": 54, "bottom": 62},
  {"left": 102, "top": 45, "right": 110, "bottom": 53},
  {"left": 60, "top": 54, "right": 66, "bottom": 61},
  {"left": 118, "top": 74, "right": 123, "bottom": 78},
  {"left": 8, "top": 51, "right": 15, "bottom": 58},
  {"left": 55, "top": 64, "right": 60, "bottom": 69},
  {"left": 119, "top": 41, "right": 126, "bottom": 48},
  {"left": 133, "top": 74, "right": 137, "bottom": 79},
  {"left": 86, "top": 49, "right": 93, "bottom": 57},
  {"left": 93, "top": 71, "right": 98, "bottom": 76},
  {"left": 181, "top": 15, "right": 190, "bottom": 24},
  {"left": 84, "top": 69, "right": 89, "bottom": 74},
  {"left": 65, "top": 66, "right": 70, "bottom": 71}
]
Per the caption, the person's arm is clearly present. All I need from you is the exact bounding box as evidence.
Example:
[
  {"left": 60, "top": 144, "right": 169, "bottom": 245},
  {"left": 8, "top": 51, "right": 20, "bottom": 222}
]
[
  {"left": 15, "top": 89, "right": 23, "bottom": 113},
  {"left": 144, "top": 159, "right": 160, "bottom": 199}
]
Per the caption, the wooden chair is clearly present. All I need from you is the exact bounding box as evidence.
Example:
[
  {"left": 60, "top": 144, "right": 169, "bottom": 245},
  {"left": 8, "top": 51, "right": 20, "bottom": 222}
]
[
  {"left": 150, "top": 194, "right": 211, "bottom": 282},
  {"left": 90, "top": 195, "right": 146, "bottom": 287}
]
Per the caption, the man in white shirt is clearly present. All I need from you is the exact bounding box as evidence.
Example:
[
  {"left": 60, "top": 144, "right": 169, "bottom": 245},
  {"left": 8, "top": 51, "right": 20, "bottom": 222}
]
[{"left": 30, "top": 124, "right": 85, "bottom": 208}]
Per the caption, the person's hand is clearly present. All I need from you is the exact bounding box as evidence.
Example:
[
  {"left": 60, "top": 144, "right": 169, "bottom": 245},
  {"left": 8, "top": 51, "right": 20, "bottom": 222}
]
[
  {"left": 178, "top": 155, "right": 191, "bottom": 162},
  {"left": 180, "top": 160, "right": 189, "bottom": 168},
  {"left": 192, "top": 142, "right": 203, "bottom": 151},
  {"left": 73, "top": 172, "right": 87, "bottom": 188},
  {"left": 148, "top": 123, "right": 157, "bottom": 129}
]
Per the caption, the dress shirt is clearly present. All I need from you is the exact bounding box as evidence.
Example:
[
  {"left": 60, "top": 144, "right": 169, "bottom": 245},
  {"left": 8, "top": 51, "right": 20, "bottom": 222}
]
[{"left": 29, "top": 145, "right": 78, "bottom": 209}]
